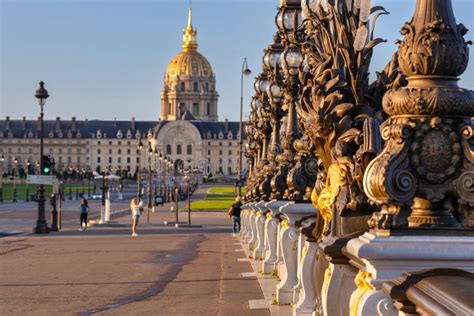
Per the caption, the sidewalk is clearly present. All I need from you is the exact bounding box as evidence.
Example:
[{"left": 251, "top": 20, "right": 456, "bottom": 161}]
[{"left": 0, "top": 210, "right": 269, "bottom": 315}]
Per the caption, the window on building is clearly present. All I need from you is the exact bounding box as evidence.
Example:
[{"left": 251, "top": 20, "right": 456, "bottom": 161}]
[
  {"left": 207, "top": 103, "right": 211, "bottom": 115},
  {"left": 193, "top": 82, "right": 198, "bottom": 92},
  {"left": 205, "top": 82, "right": 209, "bottom": 91},
  {"left": 118, "top": 157, "right": 121, "bottom": 163},
  {"left": 67, "top": 148, "right": 71, "bottom": 154},
  {"left": 187, "top": 144, "right": 192, "bottom": 155},
  {"left": 118, "top": 141, "right": 121, "bottom": 145},
  {"left": 228, "top": 150, "right": 232, "bottom": 155},
  {"left": 127, "top": 149, "right": 131, "bottom": 155},
  {"left": 108, "top": 149, "right": 112, "bottom": 154},
  {"left": 136, "top": 157, "right": 139, "bottom": 163},
  {"left": 228, "top": 166, "right": 232, "bottom": 175},
  {"left": 127, "top": 141, "right": 131, "bottom": 146},
  {"left": 97, "top": 149, "right": 101, "bottom": 154},
  {"left": 177, "top": 144, "right": 182, "bottom": 155},
  {"left": 208, "top": 150, "right": 211, "bottom": 155},
  {"left": 219, "top": 142, "right": 223, "bottom": 146},
  {"left": 108, "top": 157, "right": 112, "bottom": 163},
  {"left": 77, "top": 157, "right": 81, "bottom": 163},
  {"left": 219, "top": 150, "right": 222, "bottom": 155},
  {"left": 208, "top": 141, "right": 211, "bottom": 146},
  {"left": 229, "top": 142, "right": 232, "bottom": 146},
  {"left": 192, "top": 103, "right": 199, "bottom": 116},
  {"left": 68, "top": 156, "right": 71, "bottom": 163},
  {"left": 109, "top": 141, "right": 112, "bottom": 145},
  {"left": 118, "top": 149, "right": 121, "bottom": 155},
  {"left": 180, "top": 82, "right": 185, "bottom": 91},
  {"left": 98, "top": 141, "right": 101, "bottom": 145},
  {"left": 127, "top": 157, "right": 131, "bottom": 163},
  {"left": 166, "top": 144, "right": 172, "bottom": 155}
]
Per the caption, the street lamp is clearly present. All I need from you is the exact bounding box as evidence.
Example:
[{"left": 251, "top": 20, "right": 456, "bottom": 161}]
[
  {"left": 238, "top": 58, "right": 251, "bottom": 198},
  {"left": 147, "top": 143, "right": 153, "bottom": 224},
  {"left": 13, "top": 157, "right": 18, "bottom": 202},
  {"left": 34, "top": 81, "right": 50, "bottom": 234},
  {"left": 137, "top": 137, "right": 143, "bottom": 199},
  {"left": 0, "top": 154, "right": 4, "bottom": 202},
  {"left": 184, "top": 175, "right": 191, "bottom": 224},
  {"left": 25, "top": 160, "right": 31, "bottom": 202}
]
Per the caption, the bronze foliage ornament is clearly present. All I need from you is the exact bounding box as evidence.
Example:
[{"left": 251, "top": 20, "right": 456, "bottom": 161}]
[
  {"left": 364, "top": 0, "right": 474, "bottom": 230},
  {"left": 297, "top": 0, "right": 388, "bottom": 238}
]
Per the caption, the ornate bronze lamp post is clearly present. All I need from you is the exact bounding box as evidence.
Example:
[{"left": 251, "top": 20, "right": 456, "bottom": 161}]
[
  {"left": 364, "top": 0, "right": 474, "bottom": 229},
  {"left": 34, "top": 81, "right": 50, "bottom": 234},
  {"left": 147, "top": 142, "right": 153, "bottom": 224}
]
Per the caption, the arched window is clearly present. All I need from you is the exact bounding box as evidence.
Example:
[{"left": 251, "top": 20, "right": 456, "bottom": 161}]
[
  {"left": 205, "top": 82, "right": 209, "bottom": 91},
  {"left": 166, "top": 144, "right": 172, "bottom": 155},
  {"left": 187, "top": 144, "right": 192, "bottom": 155},
  {"left": 180, "top": 82, "right": 185, "bottom": 91},
  {"left": 207, "top": 103, "right": 211, "bottom": 115},
  {"left": 193, "top": 82, "right": 198, "bottom": 92},
  {"left": 192, "top": 103, "right": 199, "bottom": 116},
  {"left": 177, "top": 144, "right": 182, "bottom": 155}
]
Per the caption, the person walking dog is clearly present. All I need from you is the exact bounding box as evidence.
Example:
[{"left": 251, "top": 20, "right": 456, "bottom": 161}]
[
  {"left": 228, "top": 196, "right": 242, "bottom": 237},
  {"left": 80, "top": 198, "right": 89, "bottom": 231},
  {"left": 130, "top": 197, "right": 143, "bottom": 237}
]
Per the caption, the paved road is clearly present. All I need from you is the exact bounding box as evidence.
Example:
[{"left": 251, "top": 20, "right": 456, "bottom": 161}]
[{"left": 0, "top": 211, "right": 267, "bottom": 316}]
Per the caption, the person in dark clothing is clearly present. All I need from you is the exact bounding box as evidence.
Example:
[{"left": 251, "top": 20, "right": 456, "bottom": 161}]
[
  {"left": 229, "top": 196, "right": 242, "bottom": 237},
  {"left": 80, "top": 198, "right": 89, "bottom": 231}
]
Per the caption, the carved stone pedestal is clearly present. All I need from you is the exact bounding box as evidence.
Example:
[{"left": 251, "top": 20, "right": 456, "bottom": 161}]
[
  {"left": 254, "top": 201, "right": 268, "bottom": 260},
  {"left": 294, "top": 240, "right": 318, "bottom": 316},
  {"left": 277, "top": 202, "right": 316, "bottom": 305},
  {"left": 247, "top": 205, "right": 258, "bottom": 253},
  {"left": 263, "top": 200, "right": 287, "bottom": 274},
  {"left": 241, "top": 203, "right": 253, "bottom": 242},
  {"left": 345, "top": 232, "right": 474, "bottom": 316}
]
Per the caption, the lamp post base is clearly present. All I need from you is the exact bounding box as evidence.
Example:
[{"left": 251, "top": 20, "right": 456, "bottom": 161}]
[
  {"left": 34, "top": 220, "right": 50, "bottom": 234},
  {"left": 51, "top": 210, "right": 59, "bottom": 231}
]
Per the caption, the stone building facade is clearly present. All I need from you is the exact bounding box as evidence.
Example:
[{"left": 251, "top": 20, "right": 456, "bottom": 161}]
[{"left": 0, "top": 7, "right": 245, "bottom": 178}]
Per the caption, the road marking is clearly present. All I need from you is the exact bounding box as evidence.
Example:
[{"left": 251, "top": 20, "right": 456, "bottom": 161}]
[
  {"left": 242, "top": 272, "right": 258, "bottom": 278},
  {"left": 248, "top": 299, "right": 269, "bottom": 310}
]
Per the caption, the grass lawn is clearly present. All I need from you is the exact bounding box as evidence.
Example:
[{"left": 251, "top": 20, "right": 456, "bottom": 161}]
[{"left": 190, "top": 185, "right": 246, "bottom": 211}]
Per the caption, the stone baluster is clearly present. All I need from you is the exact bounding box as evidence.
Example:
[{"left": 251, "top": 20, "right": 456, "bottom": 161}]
[
  {"left": 247, "top": 204, "right": 258, "bottom": 253},
  {"left": 253, "top": 200, "right": 268, "bottom": 260},
  {"left": 277, "top": 202, "right": 316, "bottom": 305},
  {"left": 262, "top": 200, "right": 287, "bottom": 274}
]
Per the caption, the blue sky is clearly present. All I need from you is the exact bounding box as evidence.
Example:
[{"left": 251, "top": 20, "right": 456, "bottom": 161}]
[{"left": 1, "top": 0, "right": 473, "bottom": 121}]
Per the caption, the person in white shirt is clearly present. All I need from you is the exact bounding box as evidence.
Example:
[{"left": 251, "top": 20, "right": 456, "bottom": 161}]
[{"left": 130, "top": 197, "right": 143, "bottom": 236}]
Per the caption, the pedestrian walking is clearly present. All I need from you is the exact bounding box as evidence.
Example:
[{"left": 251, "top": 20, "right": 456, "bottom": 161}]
[
  {"left": 80, "top": 198, "right": 89, "bottom": 231},
  {"left": 130, "top": 197, "right": 143, "bottom": 237},
  {"left": 228, "top": 196, "right": 242, "bottom": 237}
]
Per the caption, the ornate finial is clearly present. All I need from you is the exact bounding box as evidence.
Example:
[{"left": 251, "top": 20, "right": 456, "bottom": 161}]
[{"left": 182, "top": 5, "right": 198, "bottom": 51}]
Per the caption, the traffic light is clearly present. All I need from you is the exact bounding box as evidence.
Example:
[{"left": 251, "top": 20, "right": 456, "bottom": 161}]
[{"left": 42, "top": 155, "right": 52, "bottom": 175}]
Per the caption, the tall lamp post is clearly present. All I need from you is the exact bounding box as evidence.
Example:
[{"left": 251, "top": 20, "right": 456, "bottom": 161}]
[
  {"left": 12, "top": 157, "right": 18, "bottom": 202},
  {"left": 238, "top": 58, "right": 251, "bottom": 198},
  {"left": 137, "top": 137, "right": 143, "bottom": 199},
  {"left": 25, "top": 160, "right": 31, "bottom": 202},
  {"left": 0, "top": 154, "right": 4, "bottom": 202},
  {"left": 147, "top": 143, "right": 153, "bottom": 224},
  {"left": 34, "top": 81, "right": 50, "bottom": 234},
  {"left": 184, "top": 175, "right": 191, "bottom": 224}
]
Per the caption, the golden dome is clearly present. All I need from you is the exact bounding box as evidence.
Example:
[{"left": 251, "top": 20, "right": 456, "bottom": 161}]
[
  {"left": 166, "top": 50, "right": 213, "bottom": 78},
  {"left": 165, "top": 7, "right": 214, "bottom": 79}
]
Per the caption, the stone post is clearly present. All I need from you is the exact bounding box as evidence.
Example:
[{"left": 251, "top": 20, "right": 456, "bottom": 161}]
[{"left": 263, "top": 200, "right": 287, "bottom": 274}]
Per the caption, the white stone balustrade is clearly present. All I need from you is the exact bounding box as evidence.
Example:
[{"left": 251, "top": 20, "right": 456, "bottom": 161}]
[
  {"left": 262, "top": 200, "right": 287, "bottom": 274},
  {"left": 344, "top": 233, "right": 474, "bottom": 316},
  {"left": 253, "top": 200, "right": 267, "bottom": 260},
  {"left": 277, "top": 202, "right": 315, "bottom": 305}
]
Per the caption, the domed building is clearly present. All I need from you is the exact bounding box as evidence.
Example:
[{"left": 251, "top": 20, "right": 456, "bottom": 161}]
[
  {"left": 0, "top": 6, "right": 245, "bottom": 180},
  {"left": 160, "top": 7, "right": 219, "bottom": 121}
]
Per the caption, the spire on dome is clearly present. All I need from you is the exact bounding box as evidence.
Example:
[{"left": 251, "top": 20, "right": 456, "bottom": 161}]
[{"left": 182, "top": 6, "right": 198, "bottom": 51}]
